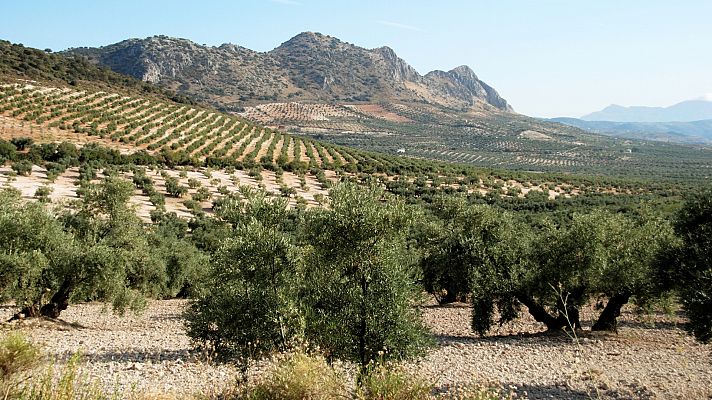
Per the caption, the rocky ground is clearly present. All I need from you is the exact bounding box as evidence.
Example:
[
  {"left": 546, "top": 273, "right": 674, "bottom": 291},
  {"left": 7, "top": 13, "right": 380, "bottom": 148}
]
[{"left": 1, "top": 300, "right": 710, "bottom": 399}]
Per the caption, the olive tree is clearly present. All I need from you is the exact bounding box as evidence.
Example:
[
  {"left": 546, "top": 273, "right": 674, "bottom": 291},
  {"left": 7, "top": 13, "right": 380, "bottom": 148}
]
[
  {"left": 301, "top": 183, "right": 431, "bottom": 369},
  {"left": 185, "top": 189, "right": 304, "bottom": 364},
  {"left": 425, "top": 200, "right": 677, "bottom": 335},
  {"left": 662, "top": 190, "right": 712, "bottom": 342},
  {"left": 1, "top": 177, "right": 169, "bottom": 319},
  {"left": 520, "top": 211, "right": 675, "bottom": 333},
  {"left": 0, "top": 188, "right": 73, "bottom": 318}
]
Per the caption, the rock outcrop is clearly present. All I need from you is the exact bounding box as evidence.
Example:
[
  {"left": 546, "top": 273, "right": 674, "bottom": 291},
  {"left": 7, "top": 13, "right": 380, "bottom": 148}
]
[{"left": 68, "top": 32, "right": 512, "bottom": 112}]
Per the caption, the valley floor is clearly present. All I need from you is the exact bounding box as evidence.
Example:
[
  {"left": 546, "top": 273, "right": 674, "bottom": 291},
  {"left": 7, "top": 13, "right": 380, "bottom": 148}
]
[{"left": 1, "top": 300, "right": 710, "bottom": 399}]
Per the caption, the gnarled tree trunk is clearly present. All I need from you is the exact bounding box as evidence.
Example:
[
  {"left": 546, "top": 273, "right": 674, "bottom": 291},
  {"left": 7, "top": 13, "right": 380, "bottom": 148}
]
[
  {"left": 8, "top": 279, "right": 73, "bottom": 321},
  {"left": 39, "top": 279, "right": 73, "bottom": 318}
]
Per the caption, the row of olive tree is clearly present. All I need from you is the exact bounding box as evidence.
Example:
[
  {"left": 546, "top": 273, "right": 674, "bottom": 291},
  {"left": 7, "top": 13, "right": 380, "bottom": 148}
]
[
  {"left": 419, "top": 195, "right": 671, "bottom": 332},
  {"left": 186, "top": 183, "right": 711, "bottom": 374}
]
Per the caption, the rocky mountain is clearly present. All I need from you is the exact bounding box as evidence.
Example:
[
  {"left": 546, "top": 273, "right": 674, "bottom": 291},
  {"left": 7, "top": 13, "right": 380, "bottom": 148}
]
[
  {"left": 66, "top": 32, "right": 512, "bottom": 112},
  {"left": 582, "top": 99, "right": 712, "bottom": 122}
]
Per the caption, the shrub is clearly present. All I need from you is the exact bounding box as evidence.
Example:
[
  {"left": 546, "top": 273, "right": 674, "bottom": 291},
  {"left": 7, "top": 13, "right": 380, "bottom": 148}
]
[
  {"left": 192, "top": 186, "right": 212, "bottom": 202},
  {"left": 0, "top": 332, "right": 41, "bottom": 380},
  {"left": 188, "top": 178, "right": 202, "bottom": 188},
  {"left": 11, "top": 160, "right": 33, "bottom": 176},
  {"left": 149, "top": 191, "right": 166, "bottom": 207},
  {"left": 34, "top": 185, "right": 53, "bottom": 203},
  {"left": 183, "top": 199, "right": 203, "bottom": 214},
  {"left": 357, "top": 364, "right": 432, "bottom": 400},
  {"left": 165, "top": 176, "right": 188, "bottom": 198},
  {"left": 234, "top": 352, "right": 347, "bottom": 400}
]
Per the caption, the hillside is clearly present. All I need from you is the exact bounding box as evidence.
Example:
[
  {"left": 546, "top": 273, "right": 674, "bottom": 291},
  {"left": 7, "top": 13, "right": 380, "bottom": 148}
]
[
  {"left": 58, "top": 34, "right": 712, "bottom": 181},
  {"left": 66, "top": 33, "right": 511, "bottom": 112},
  {"left": 0, "top": 40, "right": 195, "bottom": 105},
  {"left": 1, "top": 78, "right": 711, "bottom": 184}
]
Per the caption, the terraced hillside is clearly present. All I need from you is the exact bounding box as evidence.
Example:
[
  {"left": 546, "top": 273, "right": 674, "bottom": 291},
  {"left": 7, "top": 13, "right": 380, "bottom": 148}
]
[{"left": 0, "top": 83, "right": 387, "bottom": 172}]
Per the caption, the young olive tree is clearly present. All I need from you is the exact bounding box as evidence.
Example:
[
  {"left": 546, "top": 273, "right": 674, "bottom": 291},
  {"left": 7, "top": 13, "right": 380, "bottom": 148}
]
[
  {"left": 302, "top": 183, "right": 431, "bottom": 369},
  {"left": 185, "top": 188, "right": 304, "bottom": 364}
]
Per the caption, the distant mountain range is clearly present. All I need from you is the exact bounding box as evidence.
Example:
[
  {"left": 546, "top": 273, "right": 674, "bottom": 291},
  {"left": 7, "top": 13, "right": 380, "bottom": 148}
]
[
  {"left": 550, "top": 117, "right": 712, "bottom": 144},
  {"left": 581, "top": 98, "right": 712, "bottom": 122},
  {"left": 549, "top": 97, "right": 712, "bottom": 145},
  {"left": 65, "top": 32, "right": 512, "bottom": 113}
]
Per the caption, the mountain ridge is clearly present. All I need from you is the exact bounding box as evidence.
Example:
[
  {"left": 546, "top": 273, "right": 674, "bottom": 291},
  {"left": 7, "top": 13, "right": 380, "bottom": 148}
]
[
  {"left": 582, "top": 99, "right": 712, "bottom": 122},
  {"left": 551, "top": 117, "right": 712, "bottom": 144},
  {"left": 65, "top": 32, "right": 513, "bottom": 112}
]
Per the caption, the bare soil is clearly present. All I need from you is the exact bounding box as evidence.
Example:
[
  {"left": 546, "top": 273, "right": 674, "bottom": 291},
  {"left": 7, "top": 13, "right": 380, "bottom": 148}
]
[{"left": 1, "top": 300, "right": 709, "bottom": 399}]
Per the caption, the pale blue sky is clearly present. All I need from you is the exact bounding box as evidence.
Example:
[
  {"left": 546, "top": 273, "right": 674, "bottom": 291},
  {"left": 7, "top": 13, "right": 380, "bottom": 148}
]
[{"left": 2, "top": 0, "right": 711, "bottom": 117}]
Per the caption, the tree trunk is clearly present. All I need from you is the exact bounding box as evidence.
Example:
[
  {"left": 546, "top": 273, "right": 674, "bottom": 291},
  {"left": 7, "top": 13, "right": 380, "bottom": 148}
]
[
  {"left": 438, "top": 290, "right": 458, "bottom": 305},
  {"left": 39, "top": 279, "right": 73, "bottom": 319},
  {"left": 8, "top": 280, "right": 73, "bottom": 321},
  {"left": 592, "top": 291, "right": 631, "bottom": 332},
  {"left": 8, "top": 305, "right": 40, "bottom": 321},
  {"left": 555, "top": 306, "right": 582, "bottom": 331},
  {"left": 517, "top": 294, "right": 567, "bottom": 331},
  {"left": 358, "top": 273, "right": 368, "bottom": 372}
]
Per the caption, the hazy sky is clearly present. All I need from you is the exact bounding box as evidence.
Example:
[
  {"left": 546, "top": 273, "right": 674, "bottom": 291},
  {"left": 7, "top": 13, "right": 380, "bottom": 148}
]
[{"left": 2, "top": 0, "right": 711, "bottom": 117}]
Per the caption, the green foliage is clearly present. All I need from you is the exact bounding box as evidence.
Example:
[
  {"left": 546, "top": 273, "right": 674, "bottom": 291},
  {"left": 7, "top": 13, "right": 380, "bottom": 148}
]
[
  {"left": 165, "top": 176, "right": 188, "bottom": 198},
  {"left": 0, "top": 139, "right": 17, "bottom": 162},
  {"left": 186, "top": 226, "right": 303, "bottom": 363},
  {"left": 0, "top": 188, "right": 72, "bottom": 315},
  {"left": 10, "top": 137, "right": 33, "bottom": 151},
  {"left": 34, "top": 185, "right": 53, "bottom": 203},
  {"left": 11, "top": 160, "right": 33, "bottom": 176},
  {"left": 192, "top": 186, "right": 212, "bottom": 202},
  {"left": 186, "top": 191, "right": 304, "bottom": 364},
  {"left": 0, "top": 176, "right": 186, "bottom": 319},
  {"left": 666, "top": 189, "right": 712, "bottom": 342},
  {"left": 187, "top": 177, "right": 201, "bottom": 188},
  {"left": 421, "top": 195, "right": 529, "bottom": 312},
  {"left": 149, "top": 220, "right": 209, "bottom": 298},
  {"left": 302, "top": 183, "right": 431, "bottom": 368}
]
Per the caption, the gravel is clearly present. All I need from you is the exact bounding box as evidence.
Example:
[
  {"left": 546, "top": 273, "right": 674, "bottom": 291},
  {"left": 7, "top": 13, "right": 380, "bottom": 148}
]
[{"left": 2, "top": 300, "right": 710, "bottom": 399}]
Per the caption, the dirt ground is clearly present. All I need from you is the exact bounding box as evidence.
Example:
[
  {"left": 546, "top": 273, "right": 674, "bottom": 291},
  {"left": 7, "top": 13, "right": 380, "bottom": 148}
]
[{"left": 1, "top": 300, "right": 709, "bottom": 399}]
